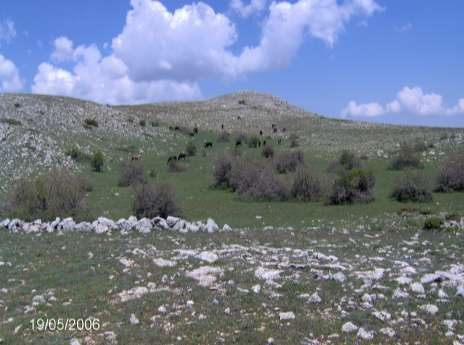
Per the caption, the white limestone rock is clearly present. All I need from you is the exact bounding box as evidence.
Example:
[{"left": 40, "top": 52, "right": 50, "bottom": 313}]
[{"left": 341, "top": 322, "right": 358, "bottom": 333}]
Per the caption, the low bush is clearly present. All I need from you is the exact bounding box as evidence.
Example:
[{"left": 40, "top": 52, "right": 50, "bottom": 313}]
[
  {"left": 0, "top": 117, "right": 22, "bottom": 126},
  {"left": 291, "top": 167, "right": 323, "bottom": 202},
  {"left": 139, "top": 119, "right": 146, "bottom": 127},
  {"left": 217, "top": 131, "right": 230, "bottom": 142},
  {"left": 423, "top": 217, "right": 443, "bottom": 231},
  {"left": 261, "top": 145, "right": 274, "bottom": 159},
  {"left": 247, "top": 134, "right": 260, "bottom": 148},
  {"left": 328, "top": 168, "right": 375, "bottom": 205},
  {"left": 230, "top": 159, "right": 288, "bottom": 201},
  {"left": 339, "top": 150, "right": 362, "bottom": 170},
  {"left": 149, "top": 168, "right": 157, "bottom": 178},
  {"left": 132, "top": 183, "right": 180, "bottom": 219},
  {"left": 118, "top": 160, "right": 147, "bottom": 187},
  {"left": 65, "top": 146, "right": 89, "bottom": 162},
  {"left": 391, "top": 171, "right": 432, "bottom": 202},
  {"left": 167, "top": 160, "right": 185, "bottom": 173},
  {"left": 289, "top": 133, "right": 299, "bottom": 148},
  {"left": 390, "top": 143, "right": 422, "bottom": 170},
  {"left": 90, "top": 151, "right": 104, "bottom": 172},
  {"left": 436, "top": 154, "right": 464, "bottom": 192},
  {"left": 83, "top": 118, "right": 98, "bottom": 129},
  {"left": 274, "top": 150, "right": 304, "bottom": 174},
  {"left": 235, "top": 132, "right": 248, "bottom": 145},
  {"left": 185, "top": 142, "right": 197, "bottom": 157},
  {"left": 327, "top": 150, "right": 362, "bottom": 174},
  {"left": 6, "top": 170, "right": 89, "bottom": 221},
  {"left": 212, "top": 155, "right": 234, "bottom": 189}
]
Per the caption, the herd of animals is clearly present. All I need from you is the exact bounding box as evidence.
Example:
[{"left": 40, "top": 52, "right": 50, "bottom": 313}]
[{"left": 161, "top": 120, "right": 288, "bottom": 165}]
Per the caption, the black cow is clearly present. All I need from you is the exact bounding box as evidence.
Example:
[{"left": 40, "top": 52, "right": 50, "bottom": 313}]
[
  {"left": 178, "top": 152, "right": 187, "bottom": 160},
  {"left": 235, "top": 140, "right": 242, "bottom": 147},
  {"left": 259, "top": 130, "right": 263, "bottom": 136},
  {"left": 273, "top": 127, "right": 278, "bottom": 133},
  {"left": 204, "top": 142, "right": 213, "bottom": 149},
  {"left": 221, "top": 123, "right": 224, "bottom": 129},
  {"left": 277, "top": 138, "right": 282, "bottom": 145},
  {"left": 167, "top": 156, "right": 178, "bottom": 164},
  {"left": 263, "top": 140, "right": 267, "bottom": 146}
]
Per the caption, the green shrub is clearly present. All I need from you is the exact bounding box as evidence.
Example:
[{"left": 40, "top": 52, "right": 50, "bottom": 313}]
[
  {"left": 261, "top": 145, "right": 274, "bottom": 159},
  {"left": 212, "top": 155, "right": 234, "bottom": 189},
  {"left": 65, "top": 146, "right": 89, "bottom": 162},
  {"left": 247, "top": 134, "right": 260, "bottom": 148},
  {"left": 90, "top": 151, "right": 104, "bottom": 172},
  {"left": 149, "top": 168, "right": 157, "bottom": 178},
  {"left": 328, "top": 168, "right": 375, "bottom": 205},
  {"left": 289, "top": 133, "right": 299, "bottom": 148},
  {"left": 185, "top": 142, "right": 197, "bottom": 157},
  {"left": 217, "top": 131, "right": 230, "bottom": 142},
  {"left": 83, "top": 118, "right": 98, "bottom": 129},
  {"left": 291, "top": 167, "right": 323, "bottom": 202},
  {"left": 0, "top": 117, "right": 22, "bottom": 126},
  {"left": 139, "top": 119, "right": 146, "bottom": 127},
  {"left": 391, "top": 171, "right": 432, "bottom": 202},
  {"left": 390, "top": 143, "right": 422, "bottom": 170},
  {"left": 230, "top": 158, "right": 288, "bottom": 201},
  {"left": 132, "top": 183, "right": 180, "bottom": 219},
  {"left": 6, "top": 170, "right": 89, "bottom": 221},
  {"left": 436, "top": 154, "right": 464, "bottom": 192},
  {"left": 167, "top": 159, "right": 185, "bottom": 173},
  {"left": 118, "top": 160, "right": 147, "bottom": 187},
  {"left": 423, "top": 217, "right": 443, "bottom": 230},
  {"left": 274, "top": 150, "right": 304, "bottom": 174}
]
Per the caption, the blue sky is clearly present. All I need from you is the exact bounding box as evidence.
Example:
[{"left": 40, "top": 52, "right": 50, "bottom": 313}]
[{"left": 0, "top": 0, "right": 463, "bottom": 127}]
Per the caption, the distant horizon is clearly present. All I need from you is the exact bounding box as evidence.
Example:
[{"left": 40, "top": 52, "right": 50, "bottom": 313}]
[{"left": 4, "top": 88, "right": 463, "bottom": 129}]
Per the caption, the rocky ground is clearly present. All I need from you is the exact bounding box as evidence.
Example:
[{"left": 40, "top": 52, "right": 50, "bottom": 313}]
[{"left": 0, "top": 214, "right": 463, "bottom": 344}]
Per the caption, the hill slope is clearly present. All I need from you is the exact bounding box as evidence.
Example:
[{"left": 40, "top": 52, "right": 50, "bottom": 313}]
[{"left": 0, "top": 91, "right": 463, "bottom": 192}]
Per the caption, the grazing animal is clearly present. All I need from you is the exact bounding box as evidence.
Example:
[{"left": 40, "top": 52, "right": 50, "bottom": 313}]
[
  {"left": 174, "top": 126, "right": 180, "bottom": 131},
  {"left": 193, "top": 126, "right": 199, "bottom": 134},
  {"left": 271, "top": 124, "right": 276, "bottom": 128},
  {"left": 204, "top": 142, "right": 213, "bottom": 149},
  {"left": 259, "top": 130, "right": 263, "bottom": 136},
  {"left": 167, "top": 156, "right": 178, "bottom": 164},
  {"left": 273, "top": 127, "right": 278, "bottom": 133},
  {"left": 277, "top": 138, "right": 282, "bottom": 145},
  {"left": 177, "top": 152, "right": 187, "bottom": 160},
  {"left": 263, "top": 140, "right": 267, "bottom": 146},
  {"left": 221, "top": 124, "right": 224, "bottom": 129},
  {"left": 237, "top": 116, "right": 242, "bottom": 120},
  {"left": 131, "top": 154, "right": 141, "bottom": 161},
  {"left": 235, "top": 140, "right": 242, "bottom": 147}
]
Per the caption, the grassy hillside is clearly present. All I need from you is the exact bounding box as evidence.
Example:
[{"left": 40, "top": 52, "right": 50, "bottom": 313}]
[{"left": 1, "top": 91, "right": 464, "bottom": 226}]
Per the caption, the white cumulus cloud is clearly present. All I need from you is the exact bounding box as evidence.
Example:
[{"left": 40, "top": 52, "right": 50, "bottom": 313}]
[
  {"left": 32, "top": 0, "right": 382, "bottom": 104},
  {"left": 341, "top": 86, "right": 464, "bottom": 118},
  {"left": 33, "top": 40, "right": 200, "bottom": 104},
  {"left": 50, "top": 36, "right": 75, "bottom": 62},
  {"left": 0, "top": 54, "right": 23, "bottom": 92},
  {"left": 230, "top": 0, "right": 267, "bottom": 17}
]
